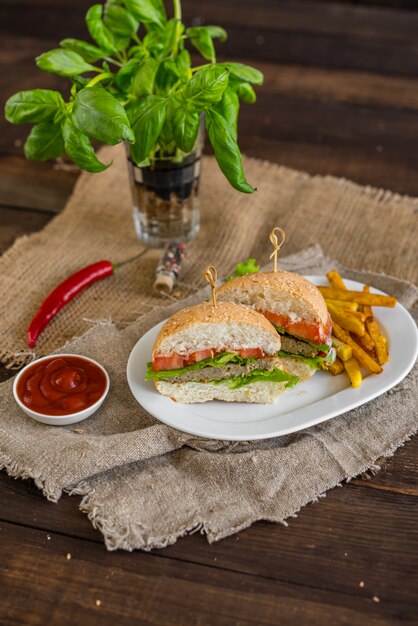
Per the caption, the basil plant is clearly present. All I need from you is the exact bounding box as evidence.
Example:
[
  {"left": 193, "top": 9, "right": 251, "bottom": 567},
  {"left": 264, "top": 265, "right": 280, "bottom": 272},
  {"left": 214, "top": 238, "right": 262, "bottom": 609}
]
[{"left": 4, "top": 0, "right": 263, "bottom": 193}]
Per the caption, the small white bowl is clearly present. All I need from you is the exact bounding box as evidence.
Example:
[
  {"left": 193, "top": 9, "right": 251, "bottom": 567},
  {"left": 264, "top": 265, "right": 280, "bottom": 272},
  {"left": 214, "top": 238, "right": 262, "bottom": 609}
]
[{"left": 13, "top": 353, "right": 110, "bottom": 426}]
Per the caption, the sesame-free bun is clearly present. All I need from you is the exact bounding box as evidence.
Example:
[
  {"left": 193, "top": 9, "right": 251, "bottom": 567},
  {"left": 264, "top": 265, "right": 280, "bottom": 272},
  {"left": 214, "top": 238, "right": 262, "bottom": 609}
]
[
  {"left": 279, "top": 356, "right": 316, "bottom": 382},
  {"left": 155, "top": 379, "right": 287, "bottom": 404},
  {"left": 217, "top": 271, "right": 329, "bottom": 327},
  {"left": 153, "top": 301, "right": 281, "bottom": 358}
]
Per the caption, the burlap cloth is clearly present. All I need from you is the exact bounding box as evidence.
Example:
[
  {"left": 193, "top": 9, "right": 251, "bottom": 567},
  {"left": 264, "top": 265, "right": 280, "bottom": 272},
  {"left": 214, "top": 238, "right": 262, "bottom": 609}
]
[{"left": 0, "top": 145, "right": 417, "bottom": 550}]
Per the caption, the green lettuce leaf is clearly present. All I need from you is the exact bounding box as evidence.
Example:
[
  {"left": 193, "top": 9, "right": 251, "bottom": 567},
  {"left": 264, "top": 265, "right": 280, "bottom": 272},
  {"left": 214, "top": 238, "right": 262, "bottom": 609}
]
[
  {"left": 273, "top": 325, "right": 330, "bottom": 352},
  {"left": 278, "top": 350, "right": 335, "bottom": 370},
  {"left": 273, "top": 324, "right": 286, "bottom": 335},
  {"left": 212, "top": 368, "right": 299, "bottom": 389},
  {"left": 226, "top": 258, "right": 259, "bottom": 281}
]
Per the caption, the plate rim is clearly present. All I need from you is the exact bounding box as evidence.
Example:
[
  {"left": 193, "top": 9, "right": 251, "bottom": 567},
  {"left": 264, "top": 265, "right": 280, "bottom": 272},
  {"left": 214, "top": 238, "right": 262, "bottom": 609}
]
[{"left": 126, "top": 276, "right": 418, "bottom": 441}]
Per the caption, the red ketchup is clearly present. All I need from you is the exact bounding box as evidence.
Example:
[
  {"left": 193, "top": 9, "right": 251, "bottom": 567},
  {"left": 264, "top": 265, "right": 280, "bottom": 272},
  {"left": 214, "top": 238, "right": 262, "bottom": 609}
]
[{"left": 16, "top": 356, "right": 107, "bottom": 416}]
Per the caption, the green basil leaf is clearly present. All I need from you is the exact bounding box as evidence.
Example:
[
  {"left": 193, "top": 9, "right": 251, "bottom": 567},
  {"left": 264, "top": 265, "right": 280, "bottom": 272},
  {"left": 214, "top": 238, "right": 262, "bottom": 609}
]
[
  {"left": 213, "top": 86, "right": 239, "bottom": 137},
  {"left": 24, "top": 122, "right": 64, "bottom": 161},
  {"left": 173, "top": 106, "right": 200, "bottom": 153},
  {"left": 183, "top": 66, "right": 228, "bottom": 109},
  {"left": 62, "top": 117, "right": 109, "bottom": 173},
  {"left": 124, "top": 0, "right": 166, "bottom": 26},
  {"left": 60, "top": 38, "right": 104, "bottom": 63},
  {"left": 128, "top": 44, "right": 147, "bottom": 60},
  {"left": 155, "top": 58, "right": 179, "bottom": 93},
  {"left": 206, "top": 25, "right": 228, "bottom": 41},
  {"left": 163, "top": 19, "right": 184, "bottom": 56},
  {"left": 115, "top": 58, "right": 139, "bottom": 91},
  {"left": 86, "top": 4, "right": 129, "bottom": 53},
  {"left": 236, "top": 81, "right": 256, "bottom": 104},
  {"left": 36, "top": 49, "right": 97, "bottom": 77},
  {"left": 218, "top": 62, "right": 264, "bottom": 85},
  {"left": 206, "top": 108, "right": 255, "bottom": 193},
  {"left": 5, "top": 90, "right": 65, "bottom": 125},
  {"left": 73, "top": 87, "right": 134, "bottom": 145},
  {"left": 127, "top": 95, "right": 168, "bottom": 163},
  {"left": 149, "top": 0, "right": 167, "bottom": 19},
  {"left": 158, "top": 98, "right": 176, "bottom": 149},
  {"left": 176, "top": 49, "right": 191, "bottom": 79},
  {"left": 143, "top": 27, "right": 165, "bottom": 56},
  {"left": 104, "top": 4, "right": 139, "bottom": 37},
  {"left": 187, "top": 27, "right": 215, "bottom": 62},
  {"left": 132, "top": 58, "right": 159, "bottom": 97}
]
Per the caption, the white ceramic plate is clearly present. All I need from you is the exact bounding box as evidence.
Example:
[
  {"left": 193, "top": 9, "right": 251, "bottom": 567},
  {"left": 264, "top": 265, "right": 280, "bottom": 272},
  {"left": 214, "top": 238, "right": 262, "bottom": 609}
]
[{"left": 126, "top": 277, "right": 418, "bottom": 441}]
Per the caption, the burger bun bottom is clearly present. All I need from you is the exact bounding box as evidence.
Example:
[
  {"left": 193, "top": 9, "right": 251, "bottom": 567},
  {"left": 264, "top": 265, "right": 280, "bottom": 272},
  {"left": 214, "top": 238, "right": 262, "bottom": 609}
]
[
  {"left": 280, "top": 357, "right": 316, "bottom": 382},
  {"left": 155, "top": 380, "right": 288, "bottom": 404}
]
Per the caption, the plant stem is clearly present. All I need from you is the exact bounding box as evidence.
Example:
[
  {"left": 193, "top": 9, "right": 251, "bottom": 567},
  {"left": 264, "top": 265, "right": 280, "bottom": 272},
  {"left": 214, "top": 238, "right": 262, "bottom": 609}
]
[
  {"left": 191, "top": 63, "right": 211, "bottom": 72},
  {"left": 105, "top": 57, "right": 123, "bottom": 68},
  {"left": 173, "top": 0, "right": 182, "bottom": 21},
  {"left": 113, "top": 248, "right": 149, "bottom": 269}
]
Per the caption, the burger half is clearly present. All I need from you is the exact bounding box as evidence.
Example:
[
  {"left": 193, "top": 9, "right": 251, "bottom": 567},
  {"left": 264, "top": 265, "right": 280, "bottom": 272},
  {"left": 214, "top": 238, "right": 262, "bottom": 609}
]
[
  {"left": 217, "top": 271, "right": 334, "bottom": 381},
  {"left": 146, "top": 301, "right": 299, "bottom": 403}
]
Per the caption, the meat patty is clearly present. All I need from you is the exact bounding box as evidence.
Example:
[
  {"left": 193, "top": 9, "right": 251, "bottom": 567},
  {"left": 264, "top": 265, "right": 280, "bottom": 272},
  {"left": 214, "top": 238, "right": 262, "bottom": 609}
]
[
  {"left": 161, "top": 356, "right": 283, "bottom": 384},
  {"left": 280, "top": 335, "right": 319, "bottom": 358}
]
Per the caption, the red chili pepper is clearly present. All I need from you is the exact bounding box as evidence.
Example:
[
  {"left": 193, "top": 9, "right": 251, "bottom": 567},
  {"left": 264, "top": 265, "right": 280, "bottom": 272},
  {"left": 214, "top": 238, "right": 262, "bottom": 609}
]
[{"left": 27, "top": 250, "right": 148, "bottom": 348}]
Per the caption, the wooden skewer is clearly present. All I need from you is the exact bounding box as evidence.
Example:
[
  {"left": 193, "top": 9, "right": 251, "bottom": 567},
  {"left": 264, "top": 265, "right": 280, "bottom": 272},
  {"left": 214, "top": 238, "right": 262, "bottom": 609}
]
[
  {"left": 269, "top": 227, "right": 286, "bottom": 272},
  {"left": 204, "top": 265, "right": 218, "bottom": 307}
]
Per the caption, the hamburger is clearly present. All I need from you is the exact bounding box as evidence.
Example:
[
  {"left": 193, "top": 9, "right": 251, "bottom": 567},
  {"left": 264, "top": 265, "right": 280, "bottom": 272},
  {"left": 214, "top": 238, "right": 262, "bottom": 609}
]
[
  {"left": 217, "top": 270, "right": 334, "bottom": 381},
  {"left": 145, "top": 301, "right": 299, "bottom": 403}
]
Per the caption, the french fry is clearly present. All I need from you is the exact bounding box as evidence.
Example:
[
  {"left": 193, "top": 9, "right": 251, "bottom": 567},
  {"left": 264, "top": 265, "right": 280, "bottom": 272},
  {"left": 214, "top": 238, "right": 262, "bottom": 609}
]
[
  {"left": 351, "top": 331, "right": 375, "bottom": 354},
  {"left": 329, "top": 356, "right": 344, "bottom": 375},
  {"left": 327, "top": 302, "right": 366, "bottom": 336},
  {"left": 318, "top": 287, "right": 397, "bottom": 308},
  {"left": 332, "top": 322, "right": 383, "bottom": 374},
  {"left": 344, "top": 310, "right": 366, "bottom": 322},
  {"left": 366, "top": 319, "right": 389, "bottom": 365},
  {"left": 326, "top": 270, "right": 347, "bottom": 290},
  {"left": 344, "top": 357, "right": 363, "bottom": 388},
  {"left": 362, "top": 285, "right": 389, "bottom": 365},
  {"left": 325, "top": 299, "right": 359, "bottom": 312},
  {"left": 362, "top": 285, "right": 372, "bottom": 312},
  {"left": 332, "top": 336, "right": 353, "bottom": 362}
]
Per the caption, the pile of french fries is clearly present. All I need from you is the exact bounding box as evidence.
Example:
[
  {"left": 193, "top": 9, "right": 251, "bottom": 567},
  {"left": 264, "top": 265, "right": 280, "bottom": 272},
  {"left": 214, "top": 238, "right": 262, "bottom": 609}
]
[{"left": 320, "top": 270, "right": 396, "bottom": 388}]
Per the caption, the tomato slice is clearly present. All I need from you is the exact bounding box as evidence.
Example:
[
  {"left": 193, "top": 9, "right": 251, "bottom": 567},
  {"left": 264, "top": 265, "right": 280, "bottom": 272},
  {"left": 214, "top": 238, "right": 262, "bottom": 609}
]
[
  {"left": 263, "top": 310, "right": 332, "bottom": 345},
  {"left": 153, "top": 345, "right": 267, "bottom": 372},
  {"left": 152, "top": 355, "right": 184, "bottom": 372},
  {"left": 239, "top": 348, "right": 263, "bottom": 359},
  {"left": 185, "top": 349, "right": 215, "bottom": 365}
]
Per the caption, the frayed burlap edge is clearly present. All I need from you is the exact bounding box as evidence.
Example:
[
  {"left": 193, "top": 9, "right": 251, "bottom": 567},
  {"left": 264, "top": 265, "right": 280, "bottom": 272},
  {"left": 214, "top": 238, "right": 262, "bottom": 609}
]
[{"left": 68, "top": 426, "right": 417, "bottom": 551}]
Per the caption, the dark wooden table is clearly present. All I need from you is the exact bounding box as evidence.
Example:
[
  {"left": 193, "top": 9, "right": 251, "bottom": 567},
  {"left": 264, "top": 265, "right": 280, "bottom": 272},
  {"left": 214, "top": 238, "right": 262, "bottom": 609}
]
[{"left": 1, "top": 1, "right": 417, "bottom": 624}]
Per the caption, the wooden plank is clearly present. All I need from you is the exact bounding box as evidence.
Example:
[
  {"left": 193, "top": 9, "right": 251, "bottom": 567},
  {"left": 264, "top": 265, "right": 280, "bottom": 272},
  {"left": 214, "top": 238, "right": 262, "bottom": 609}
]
[
  {"left": 237, "top": 92, "right": 418, "bottom": 151},
  {"left": 0, "top": 204, "right": 54, "bottom": 254},
  {"left": 1, "top": 1, "right": 418, "bottom": 76},
  {"left": 259, "top": 62, "right": 418, "bottom": 111},
  {"left": 0, "top": 438, "right": 416, "bottom": 608},
  {"left": 0, "top": 155, "right": 78, "bottom": 212},
  {"left": 165, "top": 486, "right": 418, "bottom": 611},
  {"left": 236, "top": 135, "right": 418, "bottom": 199},
  {"left": 2, "top": 0, "right": 418, "bottom": 42},
  {"left": 0, "top": 519, "right": 412, "bottom": 626}
]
